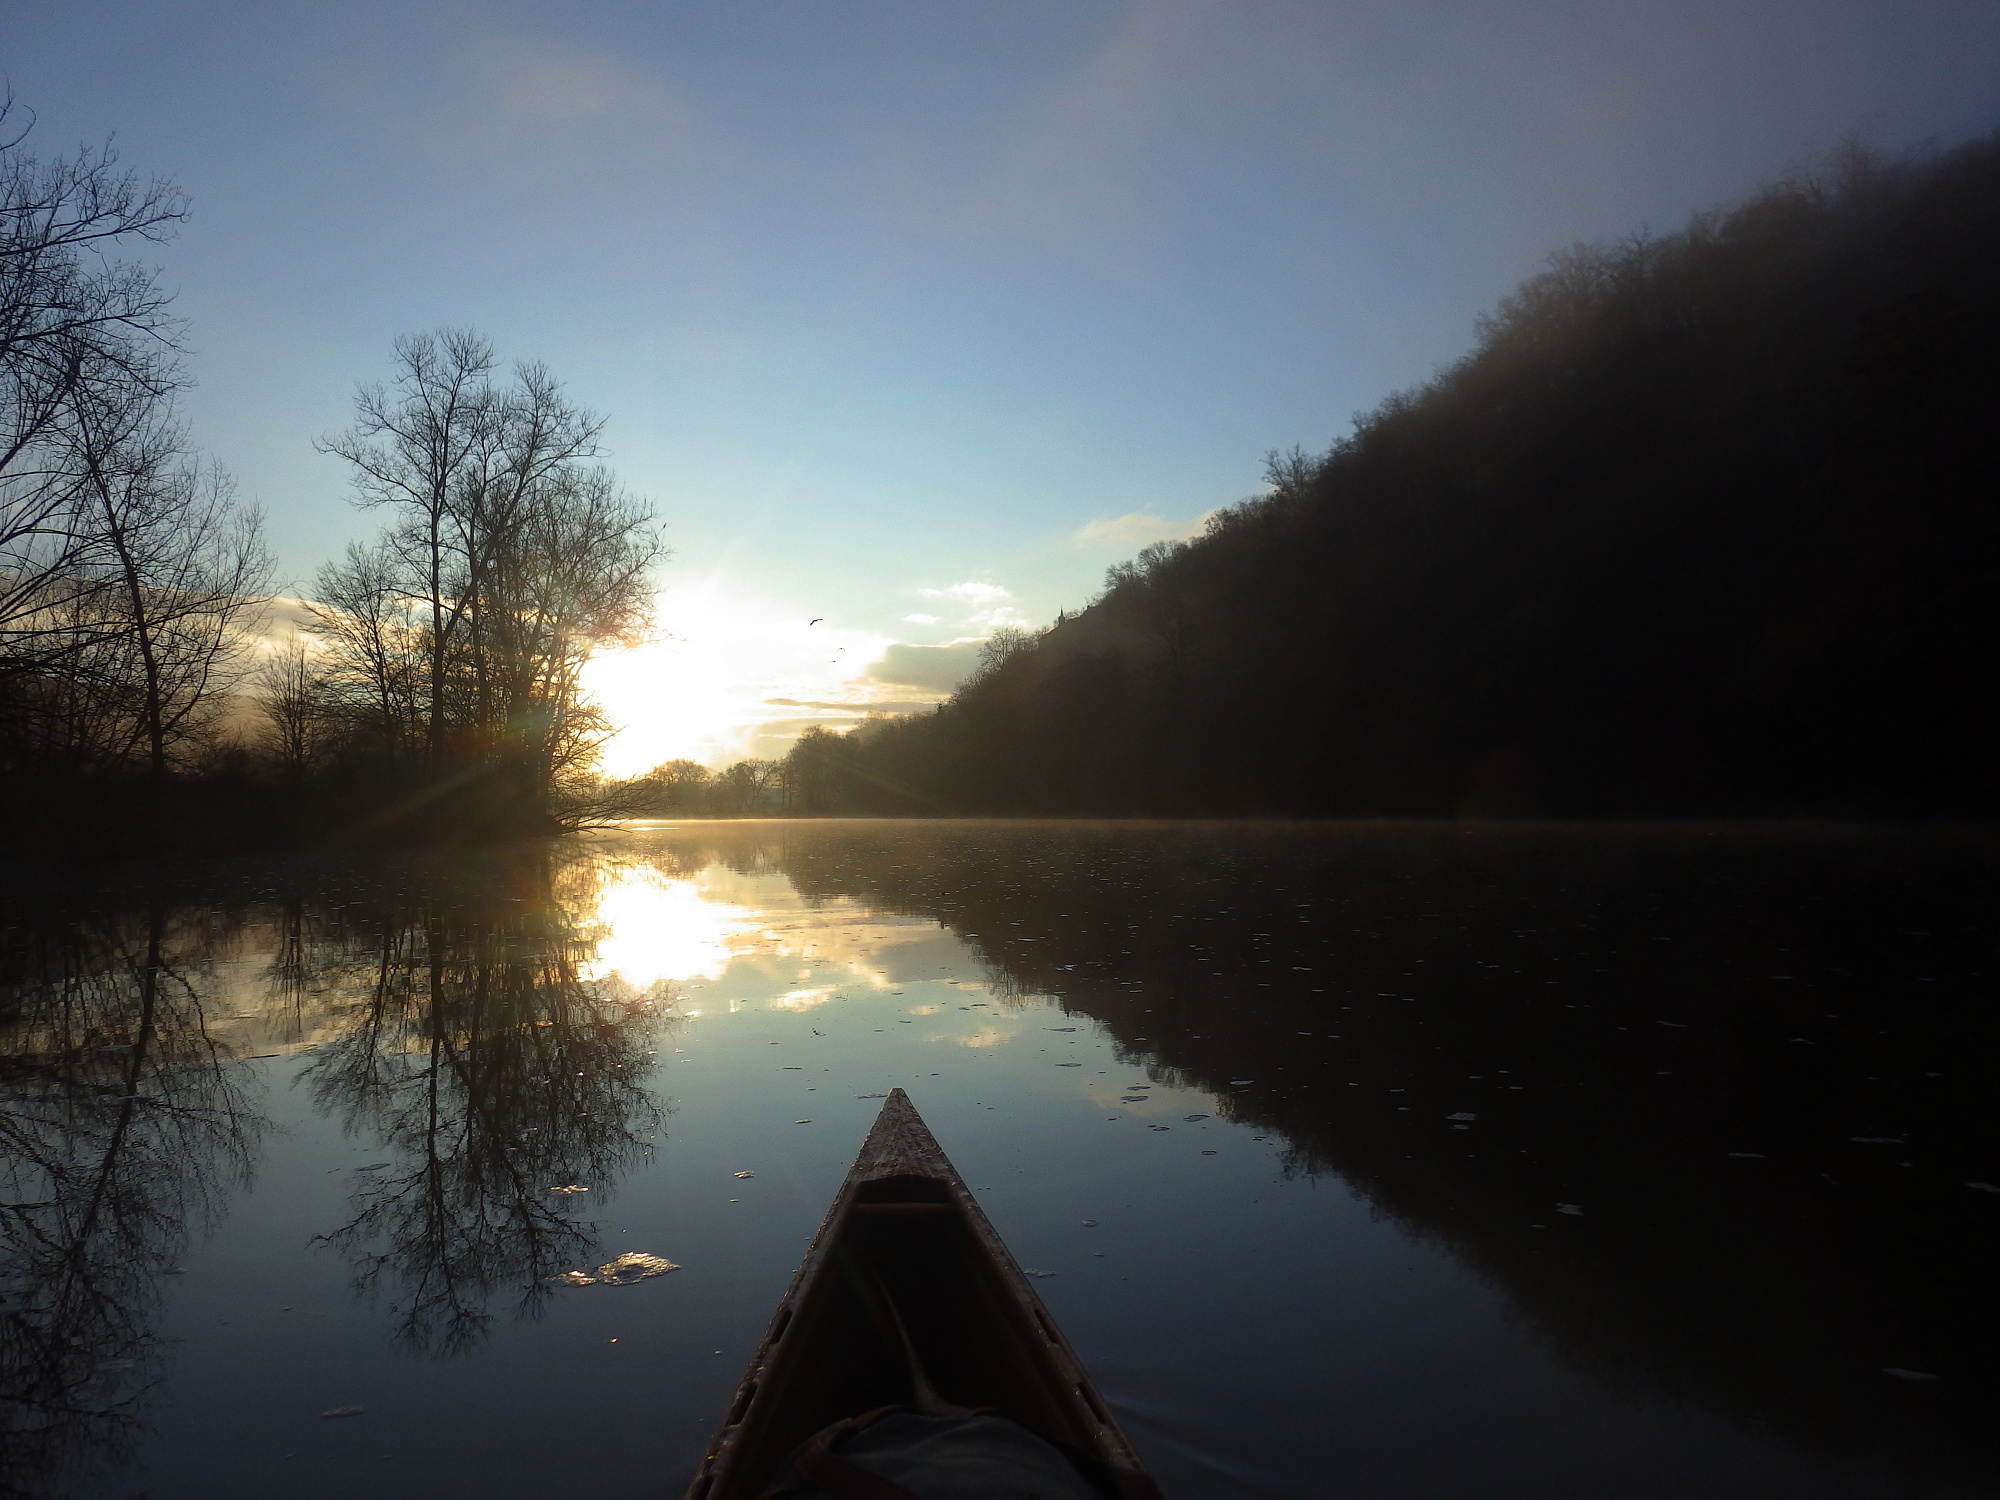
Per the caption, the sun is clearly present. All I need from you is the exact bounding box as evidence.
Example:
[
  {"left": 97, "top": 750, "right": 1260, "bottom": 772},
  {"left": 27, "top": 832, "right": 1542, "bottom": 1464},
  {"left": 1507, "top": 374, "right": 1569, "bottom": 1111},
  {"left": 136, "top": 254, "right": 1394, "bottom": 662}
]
[{"left": 580, "top": 585, "right": 898, "bottom": 777}]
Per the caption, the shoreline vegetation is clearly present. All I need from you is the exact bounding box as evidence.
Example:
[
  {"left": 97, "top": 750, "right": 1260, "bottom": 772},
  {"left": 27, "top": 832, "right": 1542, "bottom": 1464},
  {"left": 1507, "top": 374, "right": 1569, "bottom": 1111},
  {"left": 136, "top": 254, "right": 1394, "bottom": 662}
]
[
  {"left": 2, "top": 101, "right": 656, "bottom": 859},
  {"left": 5, "top": 108, "right": 1996, "bottom": 860}
]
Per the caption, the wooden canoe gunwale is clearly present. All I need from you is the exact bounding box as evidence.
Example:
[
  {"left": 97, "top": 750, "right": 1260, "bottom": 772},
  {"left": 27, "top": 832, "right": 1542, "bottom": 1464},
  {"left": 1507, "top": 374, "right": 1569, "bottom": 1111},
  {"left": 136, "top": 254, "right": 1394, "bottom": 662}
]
[{"left": 684, "top": 1089, "right": 1158, "bottom": 1500}]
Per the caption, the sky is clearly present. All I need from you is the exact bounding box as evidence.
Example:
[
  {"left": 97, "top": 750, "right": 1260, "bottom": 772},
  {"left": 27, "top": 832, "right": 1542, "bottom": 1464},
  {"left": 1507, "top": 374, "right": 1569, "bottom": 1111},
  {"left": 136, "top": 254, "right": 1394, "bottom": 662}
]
[{"left": 11, "top": 0, "right": 2000, "bottom": 768}]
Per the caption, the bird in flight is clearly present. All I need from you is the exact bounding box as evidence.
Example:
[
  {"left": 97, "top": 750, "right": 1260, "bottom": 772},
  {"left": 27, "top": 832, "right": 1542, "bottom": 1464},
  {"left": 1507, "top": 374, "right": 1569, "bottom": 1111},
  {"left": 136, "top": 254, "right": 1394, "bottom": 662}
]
[{"left": 808, "top": 618, "right": 824, "bottom": 626}]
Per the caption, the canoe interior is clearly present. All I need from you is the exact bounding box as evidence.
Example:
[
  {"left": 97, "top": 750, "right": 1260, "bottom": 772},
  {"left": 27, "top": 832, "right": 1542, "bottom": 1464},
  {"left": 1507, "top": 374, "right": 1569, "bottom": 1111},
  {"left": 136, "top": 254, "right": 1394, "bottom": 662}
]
[{"left": 688, "top": 1093, "right": 1154, "bottom": 1500}]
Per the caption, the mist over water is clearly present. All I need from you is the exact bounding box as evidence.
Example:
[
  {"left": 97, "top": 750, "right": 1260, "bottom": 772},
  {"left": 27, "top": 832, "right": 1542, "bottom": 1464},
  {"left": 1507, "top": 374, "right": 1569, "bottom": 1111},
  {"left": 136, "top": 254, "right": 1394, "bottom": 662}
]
[{"left": 4, "top": 821, "right": 1994, "bottom": 1500}]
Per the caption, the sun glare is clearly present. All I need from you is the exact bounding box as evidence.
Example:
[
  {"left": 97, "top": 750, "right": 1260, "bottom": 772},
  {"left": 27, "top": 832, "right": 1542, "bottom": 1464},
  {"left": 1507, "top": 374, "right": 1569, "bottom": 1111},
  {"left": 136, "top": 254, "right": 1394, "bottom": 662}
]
[{"left": 581, "top": 585, "right": 898, "bottom": 777}]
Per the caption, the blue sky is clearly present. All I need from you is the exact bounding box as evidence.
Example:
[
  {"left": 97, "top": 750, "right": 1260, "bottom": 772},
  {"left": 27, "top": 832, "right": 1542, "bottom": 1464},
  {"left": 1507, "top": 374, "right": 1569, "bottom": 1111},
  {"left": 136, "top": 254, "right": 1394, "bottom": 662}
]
[{"left": 11, "top": 0, "right": 2000, "bottom": 764}]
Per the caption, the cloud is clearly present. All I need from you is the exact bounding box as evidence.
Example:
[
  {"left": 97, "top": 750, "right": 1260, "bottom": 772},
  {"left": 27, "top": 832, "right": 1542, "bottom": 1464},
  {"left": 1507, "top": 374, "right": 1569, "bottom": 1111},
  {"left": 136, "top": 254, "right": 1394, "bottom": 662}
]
[
  {"left": 920, "top": 580, "right": 1010, "bottom": 606},
  {"left": 864, "top": 640, "right": 987, "bottom": 693},
  {"left": 736, "top": 717, "right": 847, "bottom": 762},
  {"left": 754, "top": 716, "right": 862, "bottom": 734},
  {"left": 916, "top": 580, "right": 1027, "bottom": 631},
  {"left": 480, "top": 49, "right": 688, "bottom": 124},
  {"left": 336, "top": 37, "right": 703, "bottom": 170},
  {"left": 1073, "top": 510, "right": 1213, "bottom": 548},
  {"left": 764, "top": 698, "right": 936, "bottom": 714},
  {"left": 864, "top": 581, "right": 1034, "bottom": 693},
  {"left": 969, "top": 0, "right": 1227, "bottom": 246}
]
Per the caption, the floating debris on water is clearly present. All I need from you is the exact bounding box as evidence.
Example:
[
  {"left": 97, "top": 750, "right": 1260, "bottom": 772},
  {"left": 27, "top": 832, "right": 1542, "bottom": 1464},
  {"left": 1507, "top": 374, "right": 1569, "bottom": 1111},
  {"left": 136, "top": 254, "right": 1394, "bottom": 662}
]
[
  {"left": 1967, "top": 1182, "right": 2000, "bottom": 1194},
  {"left": 356, "top": 1163, "right": 391, "bottom": 1172},
  {"left": 794, "top": 1119, "right": 813, "bottom": 1124},
  {"left": 1447, "top": 1113, "right": 1476, "bottom": 1122},
  {"left": 732, "top": 1171, "right": 755, "bottom": 1179},
  {"left": 1201, "top": 1149, "right": 1218, "bottom": 1155},
  {"left": 552, "top": 1253, "right": 681, "bottom": 1287},
  {"left": 1046, "top": 1028, "right": 1076, "bottom": 1032},
  {"left": 1230, "top": 1079, "right": 1255, "bottom": 1086},
  {"left": 320, "top": 1406, "right": 364, "bottom": 1419},
  {"left": 1883, "top": 1368, "right": 1941, "bottom": 1382},
  {"left": 1556, "top": 1204, "right": 1583, "bottom": 1216},
  {"left": 1081, "top": 1220, "right": 1098, "bottom": 1227},
  {"left": 1729, "top": 1152, "right": 1768, "bottom": 1159},
  {"left": 1056, "top": 1063, "right": 1082, "bottom": 1067},
  {"left": 595, "top": 1253, "right": 680, "bottom": 1285},
  {"left": 549, "top": 1184, "right": 589, "bottom": 1194},
  {"left": 1119, "top": 1096, "right": 1148, "bottom": 1103},
  {"left": 1148, "top": 1125, "right": 1170, "bottom": 1132},
  {"left": 857, "top": 1092, "right": 888, "bottom": 1098},
  {"left": 1183, "top": 1113, "right": 1210, "bottom": 1122},
  {"left": 1851, "top": 1137, "right": 1904, "bottom": 1144},
  {"left": 1023, "top": 1269, "right": 1057, "bottom": 1278},
  {"left": 95, "top": 1359, "right": 136, "bottom": 1373}
]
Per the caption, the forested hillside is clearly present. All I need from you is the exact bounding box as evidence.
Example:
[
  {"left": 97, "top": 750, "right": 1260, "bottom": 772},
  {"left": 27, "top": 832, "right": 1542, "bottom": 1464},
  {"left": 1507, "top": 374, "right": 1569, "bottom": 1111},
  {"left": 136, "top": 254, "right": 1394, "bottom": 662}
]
[{"left": 803, "top": 138, "right": 2000, "bottom": 818}]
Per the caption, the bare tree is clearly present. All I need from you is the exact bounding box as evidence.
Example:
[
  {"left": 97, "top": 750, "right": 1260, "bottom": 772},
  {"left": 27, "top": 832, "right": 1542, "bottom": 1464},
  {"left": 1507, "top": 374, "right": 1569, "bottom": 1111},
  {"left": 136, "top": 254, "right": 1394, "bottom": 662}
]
[
  {"left": 484, "top": 463, "right": 659, "bottom": 815},
  {"left": 255, "top": 637, "right": 322, "bottom": 784},
  {"left": 316, "top": 329, "right": 499, "bottom": 764},
  {"left": 714, "top": 758, "right": 783, "bottom": 816},
  {"left": 304, "top": 539, "right": 427, "bottom": 763},
  {"left": 317, "top": 331, "right": 606, "bottom": 769},
  {"left": 0, "top": 98, "right": 188, "bottom": 684},
  {"left": 76, "top": 415, "right": 268, "bottom": 779},
  {"left": 972, "top": 625, "right": 1034, "bottom": 683},
  {"left": 638, "top": 758, "right": 714, "bottom": 813},
  {"left": 315, "top": 333, "right": 658, "bottom": 826},
  {"left": 0, "top": 98, "right": 270, "bottom": 793}
]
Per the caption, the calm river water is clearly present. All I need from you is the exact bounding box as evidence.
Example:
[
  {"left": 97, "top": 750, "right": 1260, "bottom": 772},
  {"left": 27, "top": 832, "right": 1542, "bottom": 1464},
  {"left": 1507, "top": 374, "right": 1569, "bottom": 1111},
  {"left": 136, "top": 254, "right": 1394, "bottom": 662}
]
[{"left": 4, "top": 819, "right": 1996, "bottom": 1499}]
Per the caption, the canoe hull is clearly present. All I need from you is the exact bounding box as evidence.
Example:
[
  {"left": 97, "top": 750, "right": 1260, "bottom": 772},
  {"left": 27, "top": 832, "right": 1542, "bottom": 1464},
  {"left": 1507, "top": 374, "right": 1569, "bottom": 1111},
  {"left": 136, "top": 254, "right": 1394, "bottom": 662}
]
[{"left": 685, "top": 1090, "right": 1159, "bottom": 1499}]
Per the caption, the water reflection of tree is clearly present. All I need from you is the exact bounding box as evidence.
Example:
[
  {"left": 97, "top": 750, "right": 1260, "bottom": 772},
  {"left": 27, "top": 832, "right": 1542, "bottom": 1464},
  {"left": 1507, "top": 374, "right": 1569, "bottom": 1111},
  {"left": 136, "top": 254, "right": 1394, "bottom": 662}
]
[
  {"left": 0, "top": 905, "right": 259, "bottom": 1499},
  {"left": 302, "top": 852, "right": 663, "bottom": 1355}
]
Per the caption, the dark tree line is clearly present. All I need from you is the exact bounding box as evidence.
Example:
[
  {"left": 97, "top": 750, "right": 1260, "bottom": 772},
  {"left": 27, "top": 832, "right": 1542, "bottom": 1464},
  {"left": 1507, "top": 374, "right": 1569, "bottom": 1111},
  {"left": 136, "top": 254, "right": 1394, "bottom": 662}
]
[
  {"left": 619, "top": 743, "right": 920, "bottom": 818},
  {"left": 799, "top": 137, "right": 2000, "bottom": 819}
]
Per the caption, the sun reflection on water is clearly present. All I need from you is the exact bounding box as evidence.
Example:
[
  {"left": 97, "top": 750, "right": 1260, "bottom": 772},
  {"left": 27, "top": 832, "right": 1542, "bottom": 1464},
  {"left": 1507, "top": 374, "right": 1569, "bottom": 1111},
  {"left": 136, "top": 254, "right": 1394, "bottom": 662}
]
[
  {"left": 582, "top": 870, "right": 762, "bottom": 989},
  {"left": 573, "top": 849, "right": 1002, "bottom": 1026}
]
